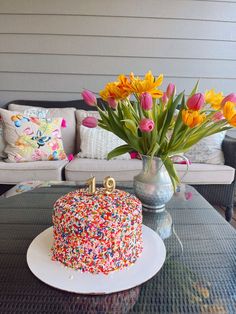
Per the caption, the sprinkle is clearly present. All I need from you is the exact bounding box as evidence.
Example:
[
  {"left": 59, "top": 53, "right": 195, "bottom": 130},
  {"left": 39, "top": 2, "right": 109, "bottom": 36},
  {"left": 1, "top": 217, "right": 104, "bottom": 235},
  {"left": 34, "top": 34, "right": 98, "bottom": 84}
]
[{"left": 51, "top": 188, "right": 143, "bottom": 274}]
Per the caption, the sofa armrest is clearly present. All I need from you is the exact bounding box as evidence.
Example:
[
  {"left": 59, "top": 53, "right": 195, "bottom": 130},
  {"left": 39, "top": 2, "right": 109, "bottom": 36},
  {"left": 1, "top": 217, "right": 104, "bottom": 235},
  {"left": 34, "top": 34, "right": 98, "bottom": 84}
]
[{"left": 222, "top": 135, "right": 236, "bottom": 170}]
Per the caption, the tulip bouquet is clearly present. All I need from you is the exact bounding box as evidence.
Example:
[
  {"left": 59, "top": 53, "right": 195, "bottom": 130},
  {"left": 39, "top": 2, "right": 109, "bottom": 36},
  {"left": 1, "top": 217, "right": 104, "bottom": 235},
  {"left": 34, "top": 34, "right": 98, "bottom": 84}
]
[{"left": 81, "top": 71, "right": 236, "bottom": 189}]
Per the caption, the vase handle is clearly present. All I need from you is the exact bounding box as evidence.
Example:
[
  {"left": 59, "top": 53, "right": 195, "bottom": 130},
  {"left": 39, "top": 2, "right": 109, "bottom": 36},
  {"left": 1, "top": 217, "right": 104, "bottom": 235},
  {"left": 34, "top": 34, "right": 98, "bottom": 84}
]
[{"left": 170, "top": 154, "right": 190, "bottom": 182}]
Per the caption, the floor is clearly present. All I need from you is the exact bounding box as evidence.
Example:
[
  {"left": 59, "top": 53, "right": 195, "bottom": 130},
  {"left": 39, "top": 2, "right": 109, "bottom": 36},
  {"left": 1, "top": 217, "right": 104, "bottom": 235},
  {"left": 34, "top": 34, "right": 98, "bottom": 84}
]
[{"left": 214, "top": 205, "right": 236, "bottom": 228}]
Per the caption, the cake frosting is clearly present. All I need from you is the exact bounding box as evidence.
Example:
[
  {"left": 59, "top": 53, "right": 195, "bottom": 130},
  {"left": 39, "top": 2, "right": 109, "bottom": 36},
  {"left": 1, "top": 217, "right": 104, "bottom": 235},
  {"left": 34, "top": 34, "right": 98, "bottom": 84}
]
[{"left": 51, "top": 188, "right": 143, "bottom": 274}]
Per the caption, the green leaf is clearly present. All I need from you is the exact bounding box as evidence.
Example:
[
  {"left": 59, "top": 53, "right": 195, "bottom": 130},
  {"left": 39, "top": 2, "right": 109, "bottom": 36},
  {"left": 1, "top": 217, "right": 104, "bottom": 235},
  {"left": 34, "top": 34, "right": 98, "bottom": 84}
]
[
  {"left": 148, "top": 142, "right": 160, "bottom": 158},
  {"left": 97, "top": 107, "right": 110, "bottom": 125},
  {"left": 107, "top": 144, "right": 132, "bottom": 160},
  {"left": 161, "top": 156, "right": 180, "bottom": 190},
  {"left": 159, "top": 92, "right": 184, "bottom": 146},
  {"left": 97, "top": 123, "right": 111, "bottom": 132},
  {"left": 188, "top": 80, "right": 199, "bottom": 98},
  {"left": 105, "top": 105, "right": 129, "bottom": 141},
  {"left": 122, "top": 119, "right": 137, "bottom": 136},
  {"left": 168, "top": 95, "right": 187, "bottom": 149}
]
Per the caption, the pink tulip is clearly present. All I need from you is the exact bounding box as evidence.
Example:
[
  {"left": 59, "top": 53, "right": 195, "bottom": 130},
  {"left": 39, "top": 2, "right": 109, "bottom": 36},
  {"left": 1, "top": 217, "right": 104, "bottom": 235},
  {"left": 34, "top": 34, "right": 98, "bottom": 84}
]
[
  {"left": 185, "top": 192, "right": 193, "bottom": 201},
  {"left": 82, "top": 116, "right": 98, "bottom": 128},
  {"left": 61, "top": 118, "right": 67, "bottom": 128},
  {"left": 212, "top": 111, "right": 224, "bottom": 121},
  {"left": 187, "top": 93, "right": 205, "bottom": 111},
  {"left": 162, "top": 92, "right": 168, "bottom": 105},
  {"left": 140, "top": 92, "right": 153, "bottom": 110},
  {"left": 175, "top": 160, "right": 192, "bottom": 165},
  {"left": 221, "top": 93, "right": 236, "bottom": 106},
  {"left": 166, "top": 83, "right": 176, "bottom": 98},
  {"left": 67, "top": 154, "right": 74, "bottom": 161},
  {"left": 107, "top": 97, "right": 118, "bottom": 109},
  {"left": 139, "top": 118, "right": 155, "bottom": 132},
  {"left": 130, "top": 151, "right": 141, "bottom": 159},
  {"left": 81, "top": 90, "right": 97, "bottom": 106}
]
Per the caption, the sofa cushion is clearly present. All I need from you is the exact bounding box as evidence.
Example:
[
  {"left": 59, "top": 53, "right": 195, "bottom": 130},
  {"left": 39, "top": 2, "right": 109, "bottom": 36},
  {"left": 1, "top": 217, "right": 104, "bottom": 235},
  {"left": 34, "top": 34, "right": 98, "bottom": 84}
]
[
  {"left": 65, "top": 157, "right": 141, "bottom": 181},
  {"left": 65, "top": 157, "right": 235, "bottom": 184},
  {"left": 8, "top": 104, "right": 76, "bottom": 154},
  {"left": 0, "top": 159, "right": 68, "bottom": 184},
  {"left": 75, "top": 109, "right": 99, "bottom": 151},
  {"left": 176, "top": 163, "right": 235, "bottom": 185},
  {"left": 78, "top": 126, "right": 131, "bottom": 160},
  {"left": 0, "top": 109, "right": 67, "bottom": 163},
  {"left": 185, "top": 132, "right": 226, "bottom": 165},
  {"left": 0, "top": 107, "right": 50, "bottom": 159}
]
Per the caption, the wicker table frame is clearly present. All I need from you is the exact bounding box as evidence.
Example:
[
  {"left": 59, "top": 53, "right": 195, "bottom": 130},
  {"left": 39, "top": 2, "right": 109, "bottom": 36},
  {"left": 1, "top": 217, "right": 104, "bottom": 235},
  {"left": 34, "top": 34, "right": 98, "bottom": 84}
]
[{"left": 0, "top": 184, "right": 236, "bottom": 313}]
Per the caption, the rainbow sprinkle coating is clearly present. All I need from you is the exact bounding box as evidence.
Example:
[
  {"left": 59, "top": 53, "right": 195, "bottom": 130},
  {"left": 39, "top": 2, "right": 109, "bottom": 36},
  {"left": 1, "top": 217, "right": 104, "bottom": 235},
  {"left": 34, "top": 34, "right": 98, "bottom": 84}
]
[{"left": 51, "top": 188, "right": 143, "bottom": 274}]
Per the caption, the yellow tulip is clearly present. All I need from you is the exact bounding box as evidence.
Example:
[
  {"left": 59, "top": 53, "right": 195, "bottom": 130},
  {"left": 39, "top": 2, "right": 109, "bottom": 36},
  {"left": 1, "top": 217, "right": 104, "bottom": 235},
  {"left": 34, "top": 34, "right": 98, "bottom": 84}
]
[
  {"left": 99, "top": 81, "right": 129, "bottom": 101},
  {"left": 223, "top": 101, "right": 236, "bottom": 127},
  {"left": 205, "top": 89, "right": 224, "bottom": 110},
  {"left": 182, "top": 109, "right": 206, "bottom": 128},
  {"left": 127, "top": 71, "right": 163, "bottom": 98},
  {"left": 100, "top": 71, "right": 164, "bottom": 101}
]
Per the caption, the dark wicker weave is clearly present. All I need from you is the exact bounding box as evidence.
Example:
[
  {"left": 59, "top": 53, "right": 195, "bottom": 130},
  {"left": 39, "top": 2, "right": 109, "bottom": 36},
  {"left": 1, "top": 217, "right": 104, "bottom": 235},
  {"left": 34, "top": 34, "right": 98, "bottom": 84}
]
[
  {"left": 192, "top": 135, "right": 236, "bottom": 221},
  {"left": 0, "top": 184, "right": 235, "bottom": 313},
  {"left": 1, "top": 99, "right": 236, "bottom": 221}
]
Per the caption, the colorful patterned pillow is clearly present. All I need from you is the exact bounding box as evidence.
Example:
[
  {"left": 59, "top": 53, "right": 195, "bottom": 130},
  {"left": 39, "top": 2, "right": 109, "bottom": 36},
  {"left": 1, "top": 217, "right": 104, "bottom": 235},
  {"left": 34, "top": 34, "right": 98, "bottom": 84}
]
[
  {"left": 0, "top": 108, "right": 49, "bottom": 159},
  {"left": 8, "top": 104, "right": 76, "bottom": 155},
  {"left": 0, "top": 108, "right": 67, "bottom": 163}
]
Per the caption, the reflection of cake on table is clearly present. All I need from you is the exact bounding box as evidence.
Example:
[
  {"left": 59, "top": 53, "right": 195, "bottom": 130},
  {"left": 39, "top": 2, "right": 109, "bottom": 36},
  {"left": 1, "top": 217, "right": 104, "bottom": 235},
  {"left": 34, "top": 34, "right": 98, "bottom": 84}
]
[{"left": 51, "top": 188, "right": 143, "bottom": 274}]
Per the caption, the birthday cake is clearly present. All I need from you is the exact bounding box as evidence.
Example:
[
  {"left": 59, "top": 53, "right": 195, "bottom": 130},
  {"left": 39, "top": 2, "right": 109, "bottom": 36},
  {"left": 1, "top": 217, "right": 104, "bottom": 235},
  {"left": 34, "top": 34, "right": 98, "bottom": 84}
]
[{"left": 51, "top": 188, "right": 143, "bottom": 274}]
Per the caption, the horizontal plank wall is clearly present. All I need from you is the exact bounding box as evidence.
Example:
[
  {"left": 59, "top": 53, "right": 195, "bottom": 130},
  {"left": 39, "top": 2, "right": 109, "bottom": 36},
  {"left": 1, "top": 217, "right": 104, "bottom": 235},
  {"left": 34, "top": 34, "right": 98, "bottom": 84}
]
[{"left": 0, "top": 0, "right": 235, "bottom": 105}]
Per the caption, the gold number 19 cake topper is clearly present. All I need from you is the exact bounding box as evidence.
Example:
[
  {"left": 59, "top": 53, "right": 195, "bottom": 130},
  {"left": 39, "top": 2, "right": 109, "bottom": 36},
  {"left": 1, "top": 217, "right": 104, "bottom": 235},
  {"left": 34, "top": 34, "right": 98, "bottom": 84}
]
[
  {"left": 103, "top": 176, "right": 116, "bottom": 193},
  {"left": 86, "top": 176, "right": 116, "bottom": 194},
  {"left": 86, "top": 176, "right": 96, "bottom": 194}
]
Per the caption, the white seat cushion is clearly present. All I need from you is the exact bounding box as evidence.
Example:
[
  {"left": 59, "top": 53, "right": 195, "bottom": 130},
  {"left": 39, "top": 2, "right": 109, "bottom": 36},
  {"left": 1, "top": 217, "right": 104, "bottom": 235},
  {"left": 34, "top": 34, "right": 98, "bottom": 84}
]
[
  {"left": 175, "top": 163, "right": 235, "bottom": 185},
  {"left": 65, "top": 157, "right": 142, "bottom": 181},
  {"left": 65, "top": 158, "right": 235, "bottom": 185},
  {"left": 0, "top": 160, "right": 68, "bottom": 184}
]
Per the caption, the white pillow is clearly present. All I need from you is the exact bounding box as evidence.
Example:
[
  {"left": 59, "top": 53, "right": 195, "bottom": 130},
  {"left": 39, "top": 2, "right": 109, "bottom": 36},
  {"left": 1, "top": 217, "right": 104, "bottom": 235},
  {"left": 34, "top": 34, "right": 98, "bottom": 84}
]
[
  {"left": 75, "top": 109, "right": 100, "bottom": 151},
  {"left": 184, "top": 132, "right": 226, "bottom": 164},
  {"left": 78, "top": 126, "right": 131, "bottom": 160}
]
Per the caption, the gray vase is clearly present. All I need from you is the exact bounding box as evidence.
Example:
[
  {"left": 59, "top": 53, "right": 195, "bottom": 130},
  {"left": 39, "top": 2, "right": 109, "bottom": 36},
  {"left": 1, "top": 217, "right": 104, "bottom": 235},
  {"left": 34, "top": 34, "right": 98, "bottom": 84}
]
[{"left": 133, "top": 155, "right": 174, "bottom": 212}]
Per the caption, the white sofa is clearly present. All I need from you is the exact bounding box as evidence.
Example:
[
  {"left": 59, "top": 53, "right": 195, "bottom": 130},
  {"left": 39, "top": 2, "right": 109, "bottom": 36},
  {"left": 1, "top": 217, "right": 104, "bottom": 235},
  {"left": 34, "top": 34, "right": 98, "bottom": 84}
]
[{"left": 0, "top": 99, "right": 235, "bottom": 219}]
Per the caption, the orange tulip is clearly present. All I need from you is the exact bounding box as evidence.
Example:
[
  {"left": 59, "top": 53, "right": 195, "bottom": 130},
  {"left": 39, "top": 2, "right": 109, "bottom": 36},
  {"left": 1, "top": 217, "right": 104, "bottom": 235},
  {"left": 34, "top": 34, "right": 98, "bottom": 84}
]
[
  {"left": 182, "top": 109, "right": 206, "bottom": 128},
  {"left": 223, "top": 101, "right": 236, "bottom": 127}
]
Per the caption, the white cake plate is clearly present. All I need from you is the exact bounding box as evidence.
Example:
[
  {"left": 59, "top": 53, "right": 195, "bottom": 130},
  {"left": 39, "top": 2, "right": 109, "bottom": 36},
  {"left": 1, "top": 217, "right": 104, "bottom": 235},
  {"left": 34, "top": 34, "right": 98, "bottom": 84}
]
[{"left": 27, "top": 225, "right": 166, "bottom": 294}]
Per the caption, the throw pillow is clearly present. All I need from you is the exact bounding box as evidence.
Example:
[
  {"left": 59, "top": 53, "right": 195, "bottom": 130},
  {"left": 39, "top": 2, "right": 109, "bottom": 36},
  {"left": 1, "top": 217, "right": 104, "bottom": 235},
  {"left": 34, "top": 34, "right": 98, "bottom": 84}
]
[
  {"left": 23, "top": 107, "right": 49, "bottom": 119},
  {"left": 8, "top": 104, "right": 76, "bottom": 154},
  {"left": 75, "top": 109, "right": 100, "bottom": 151},
  {"left": 0, "top": 107, "right": 49, "bottom": 159},
  {"left": 184, "top": 132, "right": 226, "bottom": 164},
  {"left": 0, "top": 108, "right": 67, "bottom": 162},
  {"left": 78, "top": 126, "right": 131, "bottom": 160}
]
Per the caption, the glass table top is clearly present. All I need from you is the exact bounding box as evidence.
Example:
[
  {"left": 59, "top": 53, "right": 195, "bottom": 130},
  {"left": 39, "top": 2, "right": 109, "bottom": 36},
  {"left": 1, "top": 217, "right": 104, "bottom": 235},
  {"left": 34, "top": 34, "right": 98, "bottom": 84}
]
[{"left": 0, "top": 181, "right": 236, "bottom": 313}]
